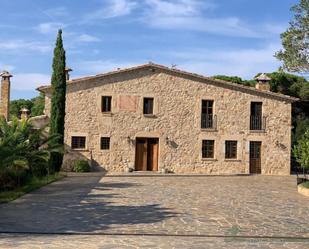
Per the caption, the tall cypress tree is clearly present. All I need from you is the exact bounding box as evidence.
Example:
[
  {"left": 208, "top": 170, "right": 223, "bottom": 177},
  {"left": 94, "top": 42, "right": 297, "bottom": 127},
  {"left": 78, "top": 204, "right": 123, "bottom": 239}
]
[{"left": 49, "top": 30, "right": 66, "bottom": 172}]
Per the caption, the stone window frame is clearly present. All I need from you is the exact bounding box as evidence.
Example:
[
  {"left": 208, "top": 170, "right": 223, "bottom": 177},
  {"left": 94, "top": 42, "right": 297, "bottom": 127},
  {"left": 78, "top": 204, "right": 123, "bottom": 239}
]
[
  {"left": 201, "top": 140, "right": 215, "bottom": 159},
  {"left": 69, "top": 132, "right": 88, "bottom": 151},
  {"left": 97, "top": 93, "right": 116, "bottom": 116},
  {"left": 249, "top": 99, "right": 266, "bottom": 133},
  {"left": 199, "top": 134, "right": 218, "bottom": 161},
  {"left": 221, "top": 135, "right": 243, "bottom": 162},
  {"left": 141, "top": 95, "right": 158, "bottom": 118},
  {"left": 225, "top": 140, "right": 238, "bottom": 159},
  {"left": 199, "top": 97, "right": 217, "bottom": 131},
  {"left": 96, "top": 133, "right": 112, "bottom": 152}
]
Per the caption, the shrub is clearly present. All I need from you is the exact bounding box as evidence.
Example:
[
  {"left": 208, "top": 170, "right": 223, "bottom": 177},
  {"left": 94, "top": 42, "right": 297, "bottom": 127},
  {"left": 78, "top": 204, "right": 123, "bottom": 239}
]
[
  {"left": 293, "top": 129, "right": 309, "bottom": 170},
  {"left": 72, "top": 160, "right": 90, "bottom": 172}
]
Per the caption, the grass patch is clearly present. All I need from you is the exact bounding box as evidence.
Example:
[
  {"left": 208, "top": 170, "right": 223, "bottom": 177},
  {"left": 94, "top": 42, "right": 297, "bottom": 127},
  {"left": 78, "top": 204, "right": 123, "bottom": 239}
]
[
  {"left": 301, "top": 181, "right": 309, "bottom": 189},
  {"left": 0, "top": 173, "right": 65, "bottom": 204}
]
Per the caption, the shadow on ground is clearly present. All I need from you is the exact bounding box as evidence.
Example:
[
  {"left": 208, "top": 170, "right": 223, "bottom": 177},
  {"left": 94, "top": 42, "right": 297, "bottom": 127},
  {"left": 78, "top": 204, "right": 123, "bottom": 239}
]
[{"left": 0, "top": 176, "right": 177, "bottom": 233}]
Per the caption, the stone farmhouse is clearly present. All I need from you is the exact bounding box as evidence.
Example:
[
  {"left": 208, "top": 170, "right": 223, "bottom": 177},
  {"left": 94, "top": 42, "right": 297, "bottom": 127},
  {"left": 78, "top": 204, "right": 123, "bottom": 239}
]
[{"left": 0, "top": 63, "right": 298, "bottom": 174}]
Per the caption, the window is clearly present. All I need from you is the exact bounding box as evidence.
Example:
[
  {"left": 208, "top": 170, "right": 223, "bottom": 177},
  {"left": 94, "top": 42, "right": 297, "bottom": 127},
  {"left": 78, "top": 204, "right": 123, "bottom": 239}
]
[
  {"left": 100, "top": 137, "right": 110, "bottom": 150},
  {"left": 202, "top": 140, "right": 215, "bottom": 158},
  {"left": 102, "top": 96, "right": 112, "bottom": 112},
  {"left": 225, "top": 140, "right": 237, "bottom": 159},
  {"left": 250, "top": 102, "right": 263, "bottom": 130},
  {"left": 143, "top": 97, "right": 154, "bottom": 115},
  {"left": 201, "top": 100, "right": 214, "bottom": 129},
  {"left": 71, "top": 136, "right": 86, "bottom": 149}
]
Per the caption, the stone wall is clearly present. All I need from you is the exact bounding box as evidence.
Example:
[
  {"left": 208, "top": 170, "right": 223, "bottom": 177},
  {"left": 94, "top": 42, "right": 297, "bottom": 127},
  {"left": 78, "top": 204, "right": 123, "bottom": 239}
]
[{"left": 44, "top": 68, "right": 292, "bottom": 175}]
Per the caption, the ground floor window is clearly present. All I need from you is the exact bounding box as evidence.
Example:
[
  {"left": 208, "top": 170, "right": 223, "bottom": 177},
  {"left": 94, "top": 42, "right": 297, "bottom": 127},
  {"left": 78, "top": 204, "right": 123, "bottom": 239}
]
[
  {"left": 100, "top": 137, "right": 110, "bottom": 150},
  {"left": 225, "top": 140, "right": 237, "bottom": 159},
  {"left": 202, "top": 140, "right": 215, "bottom": 158},
  {"left": 71, "top": 136, "right": 86, "bottom": 149}
]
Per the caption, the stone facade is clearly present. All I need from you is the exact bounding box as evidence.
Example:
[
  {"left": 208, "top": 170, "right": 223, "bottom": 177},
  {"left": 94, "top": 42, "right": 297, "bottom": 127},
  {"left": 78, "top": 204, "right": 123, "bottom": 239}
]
[
  {"left": 0, "top": 71, "right": 12, "bottom": 121},
  {"left": 40, "top": 64, "right": 296, "bottom": 175}
]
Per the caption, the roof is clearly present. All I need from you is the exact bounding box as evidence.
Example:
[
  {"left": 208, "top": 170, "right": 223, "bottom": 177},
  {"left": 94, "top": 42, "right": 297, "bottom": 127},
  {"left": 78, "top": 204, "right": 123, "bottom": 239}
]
[
  {"left": 0, "top": 71, "right": 12, "bottom": 78},
  {"left": 37, "top": 62, "right": 298, "bottom": 103},
  {"left": 255, "top": 73, "right": 271, "bottom": 81}
]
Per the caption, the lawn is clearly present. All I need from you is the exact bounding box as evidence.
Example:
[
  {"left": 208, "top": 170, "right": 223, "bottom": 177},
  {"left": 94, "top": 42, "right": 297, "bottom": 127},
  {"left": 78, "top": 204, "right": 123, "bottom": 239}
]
[{"left": 0, "top": 173, "right": 65, "bottom": 204}]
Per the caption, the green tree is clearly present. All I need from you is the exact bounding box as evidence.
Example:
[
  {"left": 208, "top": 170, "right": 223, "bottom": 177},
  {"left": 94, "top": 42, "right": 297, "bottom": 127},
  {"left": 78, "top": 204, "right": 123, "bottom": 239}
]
[
  {"left": 9, "top": 99, "right": 33, "bottom": 119},
  {"left": 49, "top": 30, "right": 66, "bottom": 172},
  {"left": 213, "top": 75, "right": 256, "bottom": 87},
  {"left": 293, "top": 129, "right": 309, "bottom": 170},
  {"left": 0, "top": 117, "right": 62, "bottom": 188},
  {"left": 275, "top": 0, "right": 309, "bottom": 72},
  {"left": 31, "top": 93, "right": 45, "bottom": 116}
]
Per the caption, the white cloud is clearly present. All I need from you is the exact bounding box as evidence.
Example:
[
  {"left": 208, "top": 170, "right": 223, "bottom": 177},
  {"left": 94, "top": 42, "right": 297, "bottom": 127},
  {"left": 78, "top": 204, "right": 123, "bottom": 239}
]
[
  {"left": 11, "top": 73, "right": 50, "bottom": 91},
  {"left": 76, "top": 34, "right": 101, "bottom": 42},
  {"left": 0, "top": 40, "right": 52, "bottom": 53},
  {"left": 145, "top": 0, "right": 214, "bottom": 17},
  {"left": 36, "top": 22, "right": 65, "bottom": 34},
  {"left": 168, "top": 43, "right": 282, "bottom": 79},
  {"left": 142, "top": 0, "right": 260, "bottom": 37},
  {"left": 84, "top": 0, "right": 137, "bottom": 21}
]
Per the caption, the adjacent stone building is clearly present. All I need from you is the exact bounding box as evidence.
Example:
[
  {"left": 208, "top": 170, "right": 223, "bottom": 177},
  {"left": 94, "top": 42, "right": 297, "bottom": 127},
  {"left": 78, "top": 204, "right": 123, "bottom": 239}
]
[{"left": 37, "top": 63, "right": 298, "bottom": 175}]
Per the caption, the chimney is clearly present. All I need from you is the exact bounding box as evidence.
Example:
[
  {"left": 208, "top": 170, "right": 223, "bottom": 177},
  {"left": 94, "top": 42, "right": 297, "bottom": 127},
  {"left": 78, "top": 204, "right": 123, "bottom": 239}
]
[
  {"left": 20, "top": 107, "right": 30, "bottom": 120},
  {"left": 255, "top": 73, "right": 271, "bottom": 91},
  {"left": 65, "top": 67, "right": 72, "bottom": 81},
  {"left": 0, "top": 71, "right": 12, "bottom": 121}
]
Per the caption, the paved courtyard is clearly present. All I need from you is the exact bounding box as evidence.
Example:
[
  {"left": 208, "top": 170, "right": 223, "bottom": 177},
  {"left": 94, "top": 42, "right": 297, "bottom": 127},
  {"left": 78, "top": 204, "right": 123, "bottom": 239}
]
[{"left": 0, "top": 174, "right": 308, "bottom": 248}]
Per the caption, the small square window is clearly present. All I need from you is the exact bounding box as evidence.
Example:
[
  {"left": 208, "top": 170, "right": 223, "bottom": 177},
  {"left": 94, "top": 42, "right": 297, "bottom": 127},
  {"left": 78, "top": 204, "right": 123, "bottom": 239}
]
[
  {"left": 102, "top": 96, "right": 112, "bottom": 112},
  {"left": 143, "top": 97, "right": 154, "bottom": 115},
  {"left": 202, "top": 140, "right": 214, "bottom": 158},
  {"left": 225, "top": 140, "right": 237, "bottom": 159},
  {"left": 71, "top": 136, "right": 86, "bottom": 149},
  {"left": 100, "top": 137, "right": 110, "bottom": 150}
]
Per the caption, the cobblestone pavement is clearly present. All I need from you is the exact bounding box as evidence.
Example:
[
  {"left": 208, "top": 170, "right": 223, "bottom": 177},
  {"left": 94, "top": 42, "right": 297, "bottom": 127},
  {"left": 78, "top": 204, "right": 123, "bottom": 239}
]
[{"left": 0, "top": 174, "right": 309, "bottom": 248}]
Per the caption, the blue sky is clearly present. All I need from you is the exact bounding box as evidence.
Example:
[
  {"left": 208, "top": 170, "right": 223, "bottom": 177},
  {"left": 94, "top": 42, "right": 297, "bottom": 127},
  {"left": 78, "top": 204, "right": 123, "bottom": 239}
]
[{"left": 0, "top": 0, "right": 298, "bottom": 100}]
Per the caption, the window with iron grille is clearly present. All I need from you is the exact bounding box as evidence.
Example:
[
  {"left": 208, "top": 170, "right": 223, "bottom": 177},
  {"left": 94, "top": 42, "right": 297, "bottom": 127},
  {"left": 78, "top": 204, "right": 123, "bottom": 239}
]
[
  {"left": 100, "top": 137, "right": 110, "bottom": 150},
  {"left": 71, "top": 136, "right": 86, "bottom": 149},
  {"left": 201, "top": 100, "right": 214, "bottom": 129},
  {"left": 102, "top": 96, "right": 112, "bottom": 112},
  {"left": 225, "top": 140, "right": 237, "bottom": 159},
  {"left": 143, "top": 97, "right": 154, "bottom": 114},
  {"left": 202, "top": 140, "right": 214, "bottom": 158}
]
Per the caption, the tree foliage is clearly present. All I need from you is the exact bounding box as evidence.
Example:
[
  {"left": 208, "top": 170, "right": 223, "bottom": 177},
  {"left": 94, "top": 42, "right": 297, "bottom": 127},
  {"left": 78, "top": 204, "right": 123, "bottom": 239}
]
[
  {"left": 0, "top": 117, "right": 62, "bottom": 189},
  {"left": 293, "top": 129, "right": 309, "bottom": 169},
  {"left": 49, "top": 30, "right": 66, "bottom": 172},
  {"left": 213, "top": 75, "right": 255, "bottom": 87},
  {"left": 10, "top": 93, "right": 45, "bottom": 119},
  {"left": 275, "top": 0, "right": 309, "bottom": 72}
]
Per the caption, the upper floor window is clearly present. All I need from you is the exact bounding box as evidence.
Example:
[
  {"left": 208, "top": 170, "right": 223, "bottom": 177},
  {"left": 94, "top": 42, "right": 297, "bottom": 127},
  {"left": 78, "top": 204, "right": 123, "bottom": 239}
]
[
  {"left": 71, "top": 136, "right": 86, "bottom": 149},
  {"left": 225, "top": 140, "right": 237, "bottom": 159},
  {"left": 250, "top": 102, "right": 264, "bottom": 130},
  {"left": 143, "top": 97, "right": 154, "bottom": 115},
  {"left": 100, "top": 137, "right": 110, "bottom": 150},
  {"left": 202, "top": 140, "right": 215, "bottom": 159},
  {"left": 102, "top": 96, "right": 112, "bottom": 112},
  {"left": 201, "top": 100, "right": 215, "bottom": 129}
]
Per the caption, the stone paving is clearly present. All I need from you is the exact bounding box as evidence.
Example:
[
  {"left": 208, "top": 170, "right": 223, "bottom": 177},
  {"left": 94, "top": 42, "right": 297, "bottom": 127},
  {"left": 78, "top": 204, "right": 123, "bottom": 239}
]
[{"left": 0, "top": 174, "right": 309, "bottom": 248}]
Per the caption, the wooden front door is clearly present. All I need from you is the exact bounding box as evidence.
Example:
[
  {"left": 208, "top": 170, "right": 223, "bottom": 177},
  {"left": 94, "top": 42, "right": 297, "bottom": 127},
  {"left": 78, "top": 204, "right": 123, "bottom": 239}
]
[
  {"left": 135, "top": 138, "right": 159, "bottom": 171},
  {"left": 250, "top": 141, "right": 262, "bottom": 174}
]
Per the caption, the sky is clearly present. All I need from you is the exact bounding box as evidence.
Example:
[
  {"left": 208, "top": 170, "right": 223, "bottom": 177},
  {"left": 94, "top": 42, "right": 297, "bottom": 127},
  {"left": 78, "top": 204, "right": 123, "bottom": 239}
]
[{"left": 0, "top": 0, "right": 299, "bottom": 100}]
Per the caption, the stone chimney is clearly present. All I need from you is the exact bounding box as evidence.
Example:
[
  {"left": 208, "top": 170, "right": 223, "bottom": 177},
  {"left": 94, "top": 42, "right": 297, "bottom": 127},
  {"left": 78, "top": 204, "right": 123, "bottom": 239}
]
[
  {"left": 65, "top": 67, "right": 72, "bottom": 81},
  {"left": 20, "top": 107, "right": 30, "bottom": 120},
  {"left": 0, "top": 71, "right": 12, "bottom": 121},
  {"left": 255, "top": 73, "right": 271, "bottom": 91}
]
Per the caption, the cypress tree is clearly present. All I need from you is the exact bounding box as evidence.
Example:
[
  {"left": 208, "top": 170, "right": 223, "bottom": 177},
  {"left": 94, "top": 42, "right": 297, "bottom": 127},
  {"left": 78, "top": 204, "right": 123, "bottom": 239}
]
[{"left": 49, "top": 29, "right": 66, "bottom": 172}]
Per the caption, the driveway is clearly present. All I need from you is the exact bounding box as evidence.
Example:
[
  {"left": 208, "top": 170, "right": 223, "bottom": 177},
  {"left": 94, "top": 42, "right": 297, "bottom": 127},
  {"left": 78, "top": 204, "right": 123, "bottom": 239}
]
[{"left": 0, "top": 174, "right": 309, "bottom": 248}]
